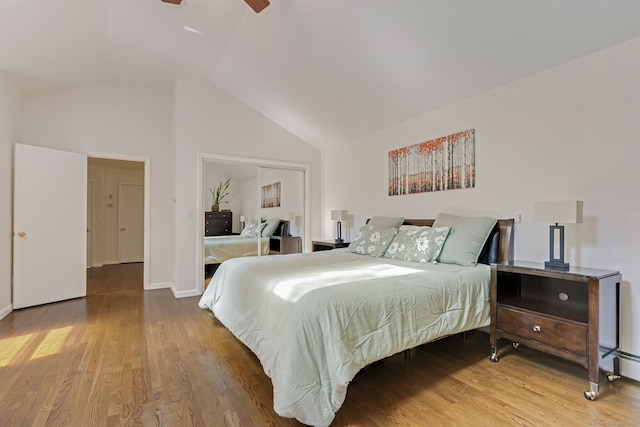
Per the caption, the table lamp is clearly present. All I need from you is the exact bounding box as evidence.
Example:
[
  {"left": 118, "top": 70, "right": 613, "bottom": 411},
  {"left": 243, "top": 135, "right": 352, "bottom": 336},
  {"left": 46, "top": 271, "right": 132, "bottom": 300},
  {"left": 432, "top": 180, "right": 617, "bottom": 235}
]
[
  {"left": 331, "top": 210, "right": 348, "bottom": 244},
  {"left": 533, "top": 200, "right": 583, "bottom": 270}
]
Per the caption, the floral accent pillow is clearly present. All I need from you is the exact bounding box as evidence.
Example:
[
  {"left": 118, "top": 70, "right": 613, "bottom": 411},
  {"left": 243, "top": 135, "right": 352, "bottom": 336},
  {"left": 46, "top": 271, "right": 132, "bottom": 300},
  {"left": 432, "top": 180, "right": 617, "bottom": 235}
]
[
  {"left": 239, "top": 223, "right": 264, "bottom": 238},
  {"left": 347, "top": 225, "right": 399, "bottom": 257},
  {"left": 383, "top": 226, "right": 451, "bottom": 263}
]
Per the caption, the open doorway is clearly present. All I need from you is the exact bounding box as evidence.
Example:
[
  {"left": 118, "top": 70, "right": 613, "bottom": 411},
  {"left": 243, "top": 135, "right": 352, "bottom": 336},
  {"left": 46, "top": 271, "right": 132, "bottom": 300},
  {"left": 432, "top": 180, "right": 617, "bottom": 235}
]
[{"left": 86, "top": 157, "right": 148, "bottom": 294}]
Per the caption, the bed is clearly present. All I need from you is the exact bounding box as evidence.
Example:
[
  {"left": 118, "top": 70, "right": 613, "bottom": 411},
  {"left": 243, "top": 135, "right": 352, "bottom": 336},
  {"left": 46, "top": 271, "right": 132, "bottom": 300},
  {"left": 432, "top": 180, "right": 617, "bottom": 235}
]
[
  {"left": 199, "top": 215, "right": 514, "bottom": 426},
  {"left": 204, "top": 219, "right": 290, "bottom": 274},
  {"left": 204, "top": 235, "right": 271, "bottom": 264}
]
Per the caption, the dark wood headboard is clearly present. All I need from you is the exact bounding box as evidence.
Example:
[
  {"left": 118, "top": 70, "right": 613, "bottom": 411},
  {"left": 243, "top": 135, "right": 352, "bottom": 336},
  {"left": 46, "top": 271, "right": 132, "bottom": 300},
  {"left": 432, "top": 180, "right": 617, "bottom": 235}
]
[
  {"left": 401, "top": 218, "right": 514, "bottom": 264},
  {"left": 274, "top": 220, "right": 290, "bottom": 237}
]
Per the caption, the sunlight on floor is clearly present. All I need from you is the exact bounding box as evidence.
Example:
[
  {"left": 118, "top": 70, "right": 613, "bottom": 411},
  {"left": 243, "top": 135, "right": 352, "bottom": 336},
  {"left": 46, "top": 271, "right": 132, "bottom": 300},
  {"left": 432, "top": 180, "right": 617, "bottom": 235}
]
[
  {"left": 0, "top": 334, "right": 35, "bottom": 367},
  {"left": 31, "top": 326, "right": 73, "bottom": 360}
]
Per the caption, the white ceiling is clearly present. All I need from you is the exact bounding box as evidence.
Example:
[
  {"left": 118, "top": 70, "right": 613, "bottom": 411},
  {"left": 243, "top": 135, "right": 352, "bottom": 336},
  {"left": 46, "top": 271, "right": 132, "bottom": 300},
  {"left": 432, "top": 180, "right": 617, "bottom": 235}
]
[{"left": 2, "top": 0, "right": 640, "bottom": 147}]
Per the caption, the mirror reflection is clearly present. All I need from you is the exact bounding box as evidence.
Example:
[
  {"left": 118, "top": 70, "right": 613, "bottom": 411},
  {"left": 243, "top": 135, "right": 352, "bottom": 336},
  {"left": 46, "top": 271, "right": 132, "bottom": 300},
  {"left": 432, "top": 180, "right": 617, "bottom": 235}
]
[{"left": 202, "top": 160, "right": 306, "bottom": 287}]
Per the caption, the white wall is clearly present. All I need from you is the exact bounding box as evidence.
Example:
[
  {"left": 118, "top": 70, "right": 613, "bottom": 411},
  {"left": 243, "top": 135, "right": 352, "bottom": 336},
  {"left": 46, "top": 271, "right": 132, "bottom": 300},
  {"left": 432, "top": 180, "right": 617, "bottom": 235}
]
[
  {"left": 0, "top": 71, "right": 22, "bottom": 319},
  {"left": 173, "top": 76, "right": 322, "bottom": 297},
  {"left": 325, "top": 37, "right": 640, "bottom": 380},
  {"left": 18, "top": 84, "right": 175, "bottom": 288}
]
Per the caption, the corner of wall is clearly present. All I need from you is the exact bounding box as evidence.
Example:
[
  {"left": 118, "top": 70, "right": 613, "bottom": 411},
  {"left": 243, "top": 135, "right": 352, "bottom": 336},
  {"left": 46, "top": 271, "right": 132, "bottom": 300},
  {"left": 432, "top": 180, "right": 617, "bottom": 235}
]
[
  {"left": 170, "top": 283, "right": 201, "bottom": 299},
  {"left": 147, "top": 281, "right": 172, "bottom": 291},
  {"left": 0, "top": 303, "right": 12, "bottom": 321}
]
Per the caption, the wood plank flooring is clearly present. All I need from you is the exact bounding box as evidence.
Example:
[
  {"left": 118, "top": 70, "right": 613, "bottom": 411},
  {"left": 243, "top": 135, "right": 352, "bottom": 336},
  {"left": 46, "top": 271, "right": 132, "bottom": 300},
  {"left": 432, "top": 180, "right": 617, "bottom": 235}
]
[{"left": 1, "top": 264, "right": 639, "bottom": 426}]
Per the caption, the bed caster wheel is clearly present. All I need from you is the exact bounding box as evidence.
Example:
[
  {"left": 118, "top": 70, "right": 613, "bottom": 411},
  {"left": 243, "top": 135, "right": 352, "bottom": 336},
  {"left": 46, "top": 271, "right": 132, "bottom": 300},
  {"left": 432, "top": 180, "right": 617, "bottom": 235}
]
[
  {"left": 512, "top": 342, "right": 519, "bottom": 349},
  {"left": 489, "top": 346, "right": 499, "bottom": 363},
  {"left": 584, "top": 382, "right": 599, "bottom": 401},
  {"left": 607, "top": 373, "right": 621, "bottom": 382}
]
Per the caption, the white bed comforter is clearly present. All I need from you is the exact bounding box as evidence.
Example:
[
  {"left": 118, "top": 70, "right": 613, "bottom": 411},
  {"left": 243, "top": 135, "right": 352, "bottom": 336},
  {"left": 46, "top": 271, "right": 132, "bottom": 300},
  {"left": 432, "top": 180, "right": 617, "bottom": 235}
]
[
  {"left": 198, "top": 250, "right": 491, "bottom": 427},
  {"left": 204, "top": 235, "right": 270, "bottom": 264}
]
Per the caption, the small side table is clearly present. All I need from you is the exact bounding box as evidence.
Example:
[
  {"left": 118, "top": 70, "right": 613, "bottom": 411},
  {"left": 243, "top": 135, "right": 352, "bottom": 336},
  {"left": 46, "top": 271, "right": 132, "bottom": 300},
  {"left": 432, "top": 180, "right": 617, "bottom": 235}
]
[
  {"left": 312, "top": 240, "right": 350, "bottom": 252},
  {"left": 269, "top": 236, "right": 302, "bottom": 255},
  {"left": 489, "top": 260, "right": 621, "bottom": 401}
]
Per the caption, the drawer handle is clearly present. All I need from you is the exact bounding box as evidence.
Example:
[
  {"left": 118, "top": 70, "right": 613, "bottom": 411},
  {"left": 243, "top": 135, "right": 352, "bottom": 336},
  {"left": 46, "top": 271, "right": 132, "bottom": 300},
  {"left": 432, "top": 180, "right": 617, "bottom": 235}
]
[{"left": 533, "top": 325, "right": 541, "bottom": 332}]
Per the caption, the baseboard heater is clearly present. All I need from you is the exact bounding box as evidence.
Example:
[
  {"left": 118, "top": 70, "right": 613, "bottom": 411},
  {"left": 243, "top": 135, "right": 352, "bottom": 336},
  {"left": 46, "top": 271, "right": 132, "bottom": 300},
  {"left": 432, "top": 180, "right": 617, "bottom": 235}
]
[{"left": 616, "top": 350, "right": 640, "bottom": 364}]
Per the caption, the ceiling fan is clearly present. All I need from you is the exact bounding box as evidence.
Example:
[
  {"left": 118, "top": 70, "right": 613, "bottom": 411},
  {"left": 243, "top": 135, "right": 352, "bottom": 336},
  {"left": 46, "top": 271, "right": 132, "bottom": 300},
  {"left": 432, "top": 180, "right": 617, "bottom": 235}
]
[{"left": 161, "top": 0, "right": 270, "bottom": 13}]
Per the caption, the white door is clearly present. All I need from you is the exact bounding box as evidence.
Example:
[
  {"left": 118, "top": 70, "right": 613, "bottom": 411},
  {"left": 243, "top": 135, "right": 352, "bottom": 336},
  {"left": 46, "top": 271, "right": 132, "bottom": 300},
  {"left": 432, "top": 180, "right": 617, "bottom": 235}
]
[
  {"left": 118, "top": 183, "right": 144, "bottom": 263},
  {"left": 13, "top": 144, "right": 87, "bottom": 309}
]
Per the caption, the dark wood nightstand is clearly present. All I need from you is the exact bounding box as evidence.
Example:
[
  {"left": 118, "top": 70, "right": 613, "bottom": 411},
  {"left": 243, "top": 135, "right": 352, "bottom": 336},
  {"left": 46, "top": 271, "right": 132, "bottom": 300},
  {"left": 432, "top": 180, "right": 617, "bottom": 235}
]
[
  {"left": 269, "top": 236, "right": 302, "bottom": 255},
  {"left": 489, "top": 261, "right": 621, "bottom": 400},
  {"left": 312, "top": 240, "right": 350, "bottom": 252}
]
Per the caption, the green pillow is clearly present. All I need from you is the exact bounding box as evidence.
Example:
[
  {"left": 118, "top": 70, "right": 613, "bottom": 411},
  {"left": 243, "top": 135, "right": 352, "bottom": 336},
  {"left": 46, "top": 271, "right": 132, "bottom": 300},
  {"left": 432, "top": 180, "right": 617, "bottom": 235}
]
[
  {"left": 433, "top": 213, "right": 497, "bottom": 266},
  {"left": 348, "top": 225, "right": 399, "bottom": 257},
  {"left": 367, "top": 216, "right": 405, "bottom": 229},
  {"left": 384, "top": 226, "right": 451, "bottom": 263},
  {"left": 262, "top": 218, "right": 281, "bottom": 237}
]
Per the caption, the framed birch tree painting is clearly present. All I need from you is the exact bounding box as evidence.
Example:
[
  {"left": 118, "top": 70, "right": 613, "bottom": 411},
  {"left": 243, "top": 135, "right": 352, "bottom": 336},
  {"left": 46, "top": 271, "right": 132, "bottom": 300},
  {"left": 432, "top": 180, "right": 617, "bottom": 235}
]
[
  {"left": 261, "top": 181, "right": 281, "bottom": 208},
  {"left": 388, "top": 129, "right": 475, "bottom": 196}
]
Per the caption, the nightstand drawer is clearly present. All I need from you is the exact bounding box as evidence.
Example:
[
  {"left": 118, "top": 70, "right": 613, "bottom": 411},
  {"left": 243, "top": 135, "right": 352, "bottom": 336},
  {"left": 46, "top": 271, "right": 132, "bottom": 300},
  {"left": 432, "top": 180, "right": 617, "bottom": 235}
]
[{"left": 497, "top": 305, "right": 587, "bottom": 355}]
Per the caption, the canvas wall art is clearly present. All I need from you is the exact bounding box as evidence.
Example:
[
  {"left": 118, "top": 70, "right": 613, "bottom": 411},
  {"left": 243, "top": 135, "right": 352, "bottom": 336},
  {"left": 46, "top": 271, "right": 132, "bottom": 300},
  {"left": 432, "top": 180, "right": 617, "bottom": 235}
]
[
  {"left": 261, "top": 181, "right": 281, "bottom": 208},
  {"left": 388, "top": 129, "right": 475, "bottom": 196}
]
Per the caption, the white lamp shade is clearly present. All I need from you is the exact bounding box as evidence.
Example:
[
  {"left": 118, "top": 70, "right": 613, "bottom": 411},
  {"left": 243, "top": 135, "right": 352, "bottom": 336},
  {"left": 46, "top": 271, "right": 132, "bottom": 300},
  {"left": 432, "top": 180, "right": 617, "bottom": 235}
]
[
  {"left": 533, "top": 201, "right": 583, "bottom": 224},
  {"left": 240, "top": 216, "right": 246, "bottom": 222},
  {"left": 288, "top": 212, "right": 296, "bottom": 221},
  {"left": 331, "top": 210, "right": 348, "bottom": 221}
]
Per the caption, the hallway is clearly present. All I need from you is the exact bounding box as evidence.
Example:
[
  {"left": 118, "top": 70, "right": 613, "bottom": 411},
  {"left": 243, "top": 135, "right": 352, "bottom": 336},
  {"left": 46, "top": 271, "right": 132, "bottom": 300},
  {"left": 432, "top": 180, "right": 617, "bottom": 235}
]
[{"left": 86, "top": 263, "right": 143, "bottom": 295}]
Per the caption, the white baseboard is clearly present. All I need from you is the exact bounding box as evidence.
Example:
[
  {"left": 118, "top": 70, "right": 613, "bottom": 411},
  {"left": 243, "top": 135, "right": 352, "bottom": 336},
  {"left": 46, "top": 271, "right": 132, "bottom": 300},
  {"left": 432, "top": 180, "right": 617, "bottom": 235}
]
[
  {"left": 101, "top": 260, "right": 120, "bottom": 266},
  {"left": 147, "top": 281, "right": 171, "bottom": 290},
  {"left": 170, "top": 285, "right": 201, "bottom": 298},
  {"left": 619, "top": 352, "right": 640, "bottom": 382},
  {"left": 0, "top": 303, "right": 12, "bottom": 320}
]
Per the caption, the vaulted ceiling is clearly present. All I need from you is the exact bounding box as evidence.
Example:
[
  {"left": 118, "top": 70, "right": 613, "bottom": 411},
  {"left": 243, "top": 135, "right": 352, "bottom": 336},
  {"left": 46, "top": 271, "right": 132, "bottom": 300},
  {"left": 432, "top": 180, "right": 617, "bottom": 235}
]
[{"left": 2, "top": 0, "right": 640, "bottom": 147}]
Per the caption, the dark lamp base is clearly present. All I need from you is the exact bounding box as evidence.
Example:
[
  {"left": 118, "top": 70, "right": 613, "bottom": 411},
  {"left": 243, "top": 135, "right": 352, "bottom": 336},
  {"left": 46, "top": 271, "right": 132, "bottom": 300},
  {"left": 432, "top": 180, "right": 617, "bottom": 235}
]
[
  {"left": 545, "top": 260, "right": 570, "bottom": 271},
  {"left": 335, "top": 238, "right": 344, "bottom": 244}
]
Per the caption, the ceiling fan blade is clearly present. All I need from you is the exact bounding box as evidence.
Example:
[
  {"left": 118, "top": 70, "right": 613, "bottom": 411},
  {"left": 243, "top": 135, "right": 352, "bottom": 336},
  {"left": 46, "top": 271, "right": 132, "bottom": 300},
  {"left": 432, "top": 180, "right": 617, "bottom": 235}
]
[
  {"left": 161, "top": 0, "right": 182, "bottom": 4},
  {"left": 244, "top": 0, "right": 270, "bottom": 13}
]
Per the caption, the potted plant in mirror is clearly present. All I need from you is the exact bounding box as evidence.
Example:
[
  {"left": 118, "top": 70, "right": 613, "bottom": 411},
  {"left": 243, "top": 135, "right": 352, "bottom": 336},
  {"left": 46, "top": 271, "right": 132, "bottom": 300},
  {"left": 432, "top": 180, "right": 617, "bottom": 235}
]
[{"left": 209, "top": 178, "right": 230, "bottom": 212}]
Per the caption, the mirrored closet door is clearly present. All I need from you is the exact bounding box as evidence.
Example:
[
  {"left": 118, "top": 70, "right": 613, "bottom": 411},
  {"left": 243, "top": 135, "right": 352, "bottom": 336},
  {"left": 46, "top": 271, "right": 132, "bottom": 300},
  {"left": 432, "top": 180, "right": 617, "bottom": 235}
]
[
  {"left": 202, "top": 157, "right": 307, "bottom": 287},
  {"left": 258, "top": 166, "right": 305, "bottom": 256}
]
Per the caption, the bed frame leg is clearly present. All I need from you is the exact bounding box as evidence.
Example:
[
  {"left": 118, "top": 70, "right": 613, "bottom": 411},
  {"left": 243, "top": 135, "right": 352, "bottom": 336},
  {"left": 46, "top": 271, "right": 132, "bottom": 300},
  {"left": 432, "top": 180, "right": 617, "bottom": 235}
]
[{"left": 404, "top": 349, "right": 411, "bottom": 361}]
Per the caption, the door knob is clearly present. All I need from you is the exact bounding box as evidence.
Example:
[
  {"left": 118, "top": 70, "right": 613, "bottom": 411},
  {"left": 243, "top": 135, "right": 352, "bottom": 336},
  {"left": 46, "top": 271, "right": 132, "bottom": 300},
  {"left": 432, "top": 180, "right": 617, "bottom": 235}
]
[
  {"left": 18, "top": 231, "right": 26, "bottom": 237},
  {"left": 120, "top": 228, "right": 127, "bottom": 231}
]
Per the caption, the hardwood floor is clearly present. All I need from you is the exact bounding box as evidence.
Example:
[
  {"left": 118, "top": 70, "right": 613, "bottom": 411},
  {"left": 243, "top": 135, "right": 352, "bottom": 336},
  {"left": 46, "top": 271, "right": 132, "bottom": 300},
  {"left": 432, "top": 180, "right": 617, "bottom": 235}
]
[
  {"left": 1, "top": 268, "right": 639, "bottom": 426},
  {"left": 86, "top": 263, "right": 143, "bottom": 295}
]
